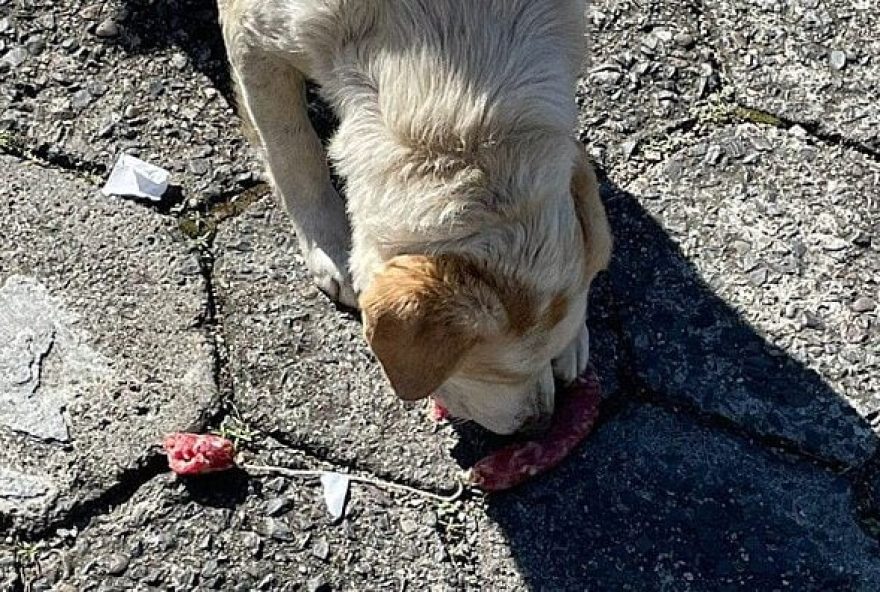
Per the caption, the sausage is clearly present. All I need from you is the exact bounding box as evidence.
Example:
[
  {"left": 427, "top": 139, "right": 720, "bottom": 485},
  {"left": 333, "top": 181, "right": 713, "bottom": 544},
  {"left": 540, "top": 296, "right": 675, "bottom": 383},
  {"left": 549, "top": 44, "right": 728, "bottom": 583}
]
[
  {"left": 163, "top": 433, "right": 236, "bottom": 475},
  {"left": 470, "top": 369, "right": 601, "bottom": 491}
]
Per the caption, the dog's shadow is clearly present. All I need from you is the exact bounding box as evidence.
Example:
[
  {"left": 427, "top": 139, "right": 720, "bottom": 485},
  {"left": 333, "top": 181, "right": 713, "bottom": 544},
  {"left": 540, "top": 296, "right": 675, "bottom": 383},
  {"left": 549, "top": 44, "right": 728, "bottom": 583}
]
[
  {"left": 472, "top": 175, "right": 880, "bottom": 591},
  {"left": 118, "top": 0, "right": 338, "bottom": 138}
]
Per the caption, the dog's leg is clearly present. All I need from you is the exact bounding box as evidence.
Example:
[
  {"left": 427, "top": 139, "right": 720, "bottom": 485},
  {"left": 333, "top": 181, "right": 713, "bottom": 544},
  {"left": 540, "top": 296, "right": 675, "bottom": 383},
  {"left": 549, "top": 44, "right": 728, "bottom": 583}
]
[
  {"left": 226, "top": 46, "right": 356, "bottom": 307},
  {"left": 552, "top": 323, "right": 590, "bottom": 385}
]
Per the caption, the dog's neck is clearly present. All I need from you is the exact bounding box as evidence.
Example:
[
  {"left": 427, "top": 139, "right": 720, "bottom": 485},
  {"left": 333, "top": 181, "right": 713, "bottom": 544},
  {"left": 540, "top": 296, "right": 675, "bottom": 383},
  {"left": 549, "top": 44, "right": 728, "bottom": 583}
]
[{"left": 333, "top": 108, "right": 582, "bottom": 294}]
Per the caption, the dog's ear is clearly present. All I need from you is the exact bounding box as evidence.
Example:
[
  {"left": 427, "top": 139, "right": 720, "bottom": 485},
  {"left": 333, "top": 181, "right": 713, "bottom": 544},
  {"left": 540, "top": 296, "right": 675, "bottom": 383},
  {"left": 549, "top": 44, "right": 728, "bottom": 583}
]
[
  {"left": 360, "top": 255, "right": 499, "bottom": 401},
  {"left": 571, "top": 143, "right": 613, "bottom": 281}
]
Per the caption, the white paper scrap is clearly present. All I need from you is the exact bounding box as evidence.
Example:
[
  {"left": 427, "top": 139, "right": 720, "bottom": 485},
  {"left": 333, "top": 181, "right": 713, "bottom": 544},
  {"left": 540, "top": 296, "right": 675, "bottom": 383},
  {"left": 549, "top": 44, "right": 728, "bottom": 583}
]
[
  {"left": 101, "top": 154, "right": 170, "bottom": 201},
  {"left": 320, "top": 472, "right": 350, "bottom": 520}
]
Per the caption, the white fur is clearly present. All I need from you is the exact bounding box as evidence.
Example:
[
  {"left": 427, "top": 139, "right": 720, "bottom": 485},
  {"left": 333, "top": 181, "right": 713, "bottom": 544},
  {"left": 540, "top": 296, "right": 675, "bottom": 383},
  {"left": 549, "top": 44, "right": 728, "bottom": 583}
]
[{"left": 220, "top": 0, "right": 599, "bottom": 434}]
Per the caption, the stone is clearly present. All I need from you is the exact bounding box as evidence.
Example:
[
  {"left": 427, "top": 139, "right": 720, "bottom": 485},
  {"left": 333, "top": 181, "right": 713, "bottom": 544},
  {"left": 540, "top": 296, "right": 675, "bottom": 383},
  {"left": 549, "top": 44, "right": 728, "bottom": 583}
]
[
  {"left": 70, "top": 89, "right": 92, "bottom": 110},
  {"left": 104, "top": 553, "right": 130, "bottom": 576},
  {"left": 830, "top": 50, "right": 847, "bottom": 71},
  {"left": 25, "top": 35, "right": 45, "bottom": 55},
  {"left": 170, "top": 53, "right": 188, "bottom": 70},
  {"left": 673, "top": 31, "right": 695, "bottom": 48},
  {"left": 311, "top": 537, "right": 330, "bottom": 561},
  {"left": 612, "top": 125, "right": 880, "bottom": 467},
  {"left": 265, "top": 497, "right": 293, "bottom": 517},
  {"left": 307, "top": 576, "right": 331, "bottom": 592},
  {"left": 852, "top": 297, "right": 876, "bottom": 313},
  {"left": 187, "top": 158, "right": 210, "bottom": 176},
  {"left": 94, "top": 19, "right": 119, "bottom": 38},
  {"left": 1, "top": 46, "right": 28, "bottom": 68},
  {"left": 0, "top": 157, "right": 217, "bottom": 535}
]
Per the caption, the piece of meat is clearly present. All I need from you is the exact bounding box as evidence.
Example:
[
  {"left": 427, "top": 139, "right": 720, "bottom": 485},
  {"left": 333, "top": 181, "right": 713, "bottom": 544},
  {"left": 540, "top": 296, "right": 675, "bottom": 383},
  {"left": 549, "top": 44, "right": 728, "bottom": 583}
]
[
  {"left": 470, "top": 369, "right": 601, "bottom": 491},
  {"left": 430, "top": 398, "right": 451, "bottom": 422},
  {"left": 163, "top": 433, "right": 236, "bottom": 476}
]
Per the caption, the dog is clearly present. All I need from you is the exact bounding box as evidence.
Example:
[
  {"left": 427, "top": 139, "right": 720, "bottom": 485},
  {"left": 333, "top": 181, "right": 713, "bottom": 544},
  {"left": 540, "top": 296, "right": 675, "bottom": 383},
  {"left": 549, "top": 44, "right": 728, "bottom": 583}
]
[{"left": 218, "top": 0, "right": 611, "bottom": 435}]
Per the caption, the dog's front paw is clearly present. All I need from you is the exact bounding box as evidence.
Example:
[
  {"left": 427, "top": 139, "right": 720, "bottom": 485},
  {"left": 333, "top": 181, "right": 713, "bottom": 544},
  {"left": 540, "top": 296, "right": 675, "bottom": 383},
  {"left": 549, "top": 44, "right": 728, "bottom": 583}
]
[
  {"left": 292, "top": 199, "right": 357, "bottom": 308},
  {"left": 303, "top": 243, "right": 358, "bottom": 308},
  {"left": 552, "top": 324, "right": 590, "bottom": 385}
]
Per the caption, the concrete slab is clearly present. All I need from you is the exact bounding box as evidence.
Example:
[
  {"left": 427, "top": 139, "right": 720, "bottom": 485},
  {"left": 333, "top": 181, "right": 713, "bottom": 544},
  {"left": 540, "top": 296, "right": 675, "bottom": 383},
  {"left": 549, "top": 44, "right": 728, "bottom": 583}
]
[
  {"left": 707, "top": 1, "right": 880, "bottom": 152},
  {"left": 607, "top": 123, "right": 879, "bottom": 466},
  {"left": 581, "top": 0, "right": 720, "bottom": 180},
  {"left": 0, "top": 0, "right": 260, "bottom": 197},
  {"left": 18, "top": 448, "right": 466, "bottom": 592},
  {"left": 479, "top": 404, "right": 880, "bottom": 591},
  {"left": 0, "top": 156, "right": 217, "bottom": 534},
  {"left": 212, "top": 196, "right": 467, "bottom": 490}
]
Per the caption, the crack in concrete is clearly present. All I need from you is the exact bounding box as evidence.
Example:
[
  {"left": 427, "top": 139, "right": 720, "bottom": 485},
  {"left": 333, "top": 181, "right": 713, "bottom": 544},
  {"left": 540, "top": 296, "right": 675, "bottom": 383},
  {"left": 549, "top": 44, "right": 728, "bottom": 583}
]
[
  {"left": 0, "top": 132, "right": 106, "bottom": 184},
  {"left": 695, "top": 0, "right": 880, "bottom": 162},
  {"left": 731, "top": 104, "right": 880, "bottom": 161},
  {"left": 598, "top": 267, "right": 880, "bottom": 543},
  {"left": 14, "top": 453, "right": 169, "bottom": 543},
  {"left": 9, "top": 228, "right": 230, "bottom": 543}
]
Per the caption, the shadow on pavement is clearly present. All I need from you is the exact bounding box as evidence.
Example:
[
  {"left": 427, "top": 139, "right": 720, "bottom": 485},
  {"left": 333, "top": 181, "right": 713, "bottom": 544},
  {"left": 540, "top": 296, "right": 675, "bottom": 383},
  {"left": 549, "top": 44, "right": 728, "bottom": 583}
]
[
  {"left": 120, "top": 0, "right": 340, "bottom": 138},
  {"left": 481, "top": 175, "right": 879, "bottom": 591}
]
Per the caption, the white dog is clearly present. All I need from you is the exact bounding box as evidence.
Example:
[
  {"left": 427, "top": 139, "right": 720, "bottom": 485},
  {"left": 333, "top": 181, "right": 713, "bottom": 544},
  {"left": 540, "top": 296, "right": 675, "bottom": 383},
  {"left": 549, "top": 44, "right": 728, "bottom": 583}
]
[{"left": 218, "top": 0, "right": 611, "bottom": 435}]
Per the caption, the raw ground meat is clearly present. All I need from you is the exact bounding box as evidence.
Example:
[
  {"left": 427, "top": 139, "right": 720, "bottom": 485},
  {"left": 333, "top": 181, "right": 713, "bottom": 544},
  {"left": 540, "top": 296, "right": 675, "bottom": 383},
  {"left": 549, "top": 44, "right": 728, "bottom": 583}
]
[
  {"left": 469, "top": 369, "right": 602, "bottom": 491},
  {"left": 430, "top": 398, "right": 451, "bottom": 421},
  {"left": 163, "top": 433, "right": 236, "bottom": 475}
]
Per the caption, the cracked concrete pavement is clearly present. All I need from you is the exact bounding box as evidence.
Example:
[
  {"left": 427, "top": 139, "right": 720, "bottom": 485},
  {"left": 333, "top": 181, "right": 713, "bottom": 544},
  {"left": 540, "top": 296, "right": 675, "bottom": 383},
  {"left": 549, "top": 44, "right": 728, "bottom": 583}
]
[{"left": 2, "top": 0, "right": 879, "bottom": 590}]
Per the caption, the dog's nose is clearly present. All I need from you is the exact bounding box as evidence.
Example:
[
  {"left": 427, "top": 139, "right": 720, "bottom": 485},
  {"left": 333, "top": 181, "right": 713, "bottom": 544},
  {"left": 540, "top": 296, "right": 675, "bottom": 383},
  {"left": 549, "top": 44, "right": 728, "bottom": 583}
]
[{"left": 519, "top": 413, "right": 553, "bottom": 436}]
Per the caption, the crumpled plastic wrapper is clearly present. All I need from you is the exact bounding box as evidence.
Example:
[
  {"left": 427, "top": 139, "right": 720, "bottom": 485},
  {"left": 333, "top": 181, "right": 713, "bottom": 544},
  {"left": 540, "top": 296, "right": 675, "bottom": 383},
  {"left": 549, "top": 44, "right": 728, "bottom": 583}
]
[{"left": 101, "top": 154, "right": 170, "bottom": 201}]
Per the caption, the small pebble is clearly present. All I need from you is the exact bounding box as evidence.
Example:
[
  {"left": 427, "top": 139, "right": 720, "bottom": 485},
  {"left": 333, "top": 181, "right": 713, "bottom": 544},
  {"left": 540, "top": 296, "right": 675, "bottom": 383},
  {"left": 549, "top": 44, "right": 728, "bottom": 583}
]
[
  {"left": 87, "top": 80, "right": 108, "bottom": 96},
  {"left": 747, "top": 268, "right": 768, "bottom": 286},
  {"left": 822, "top": 237, "right": 849, "bottom": 252},
  {"left": 1, "top": 46, "right": 28, "bottom": 68},
  {"left": 802, "top": 311, "right": 824, "bottom": 330},
  {"left": 852, "top": 297, "right": 876, "bottom": 313},
  {"left": 674, "top": 32, "right": 695, "bottom": 48},
  {"left": 201, "top": 559, "right": 219, "bottom": 578},
  {"left": 170, "top": 53, "right": 188, "bottom": 70},
  {"left": 311, "top": 537, "right": 330, "bottom": 561},
  {"left": 265, "top": 497, "right": 293, "bottom": 517},
  {"left": 188, "top": 158, "right": 210, "bottom": 176},
  {"left": 104, "top": 553, "right": 130, "bottom": 576},
  {"left": 705, "top": 145, "right": 723, "bottom": 165},
  {"left": 307, "top": 576, "right": 331, "bottom": 592},
  {"left": 621, "top": 140, "right": 638, "bottom": 160},
  {"left": 71, "top": 89, "right": 92, "bottom": 110},
  {"left": 255, "top": 517, "right": 294, "bottom": 542},
  {"left": 829, "top": 50, "right": 847, "bottom": 71},
  {"left": 36, "top": 14, "right": 56, "bottom": 30},
  {"left": 25, "top": 35, "right": 45, "bottom": 55},
  {"left": 95, "top": 18, "right": 119, "bottom": 38},
  {"left": 400, "top": 519, "right": 419, "bottom": 534}
]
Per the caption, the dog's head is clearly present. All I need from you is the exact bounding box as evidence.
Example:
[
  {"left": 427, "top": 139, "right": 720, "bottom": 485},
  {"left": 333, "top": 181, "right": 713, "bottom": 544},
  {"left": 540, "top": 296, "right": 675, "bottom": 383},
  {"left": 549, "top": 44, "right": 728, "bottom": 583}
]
[{"left": 360, "top": 147, "right": 611, "bottom": 435}]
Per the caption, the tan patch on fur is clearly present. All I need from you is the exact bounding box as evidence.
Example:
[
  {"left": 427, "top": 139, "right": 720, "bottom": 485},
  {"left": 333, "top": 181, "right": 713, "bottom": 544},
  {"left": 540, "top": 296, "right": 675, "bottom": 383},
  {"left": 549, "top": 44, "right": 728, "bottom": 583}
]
[
  {"left": 541, "top": 292, "right": 569, "bottom": 331},
  {"left": 571, "top": 143, "right": 613, "bottom": 282},
  {"left": 360, "top": 254, "right": 538, "bottom": 399}
]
